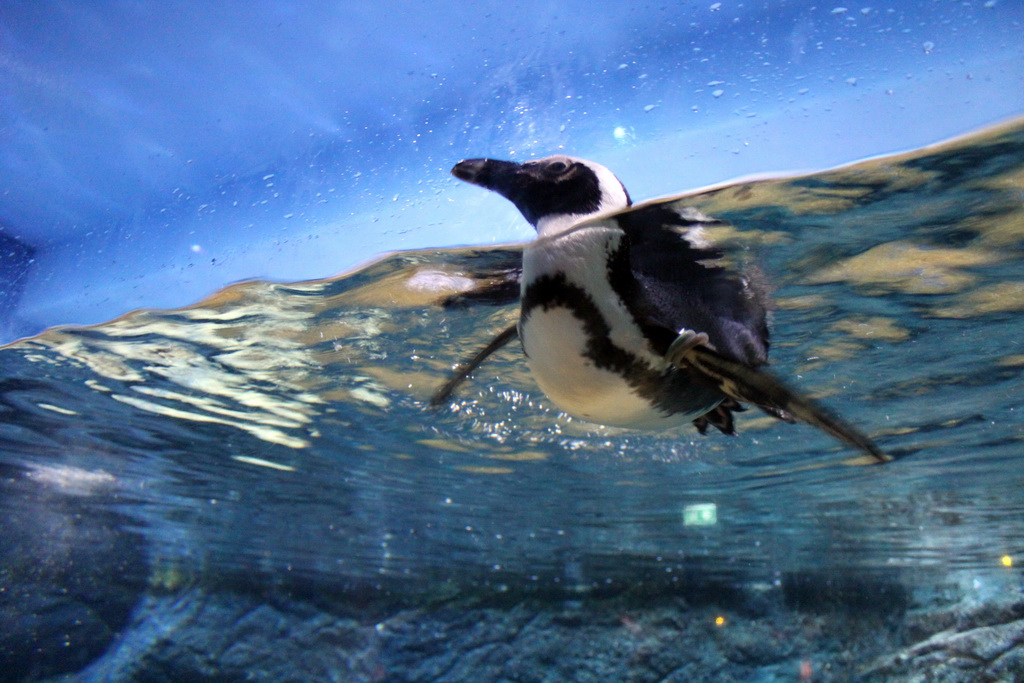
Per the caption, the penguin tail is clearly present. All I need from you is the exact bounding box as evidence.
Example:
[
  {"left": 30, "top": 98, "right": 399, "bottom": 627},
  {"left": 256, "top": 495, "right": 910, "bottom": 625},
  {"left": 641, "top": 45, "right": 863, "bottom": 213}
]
[{"left": 680, "top": 346, "right": 890, "bottom": 463}]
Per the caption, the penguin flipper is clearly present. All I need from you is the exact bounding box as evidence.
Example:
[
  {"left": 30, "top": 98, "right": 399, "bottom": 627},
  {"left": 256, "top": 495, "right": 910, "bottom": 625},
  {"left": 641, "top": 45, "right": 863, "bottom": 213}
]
[
  {"left": 440, "top": 276, "right": 521, "bottom": 308},
  {"left": 430, "top": 324, "right": 519, "bottom": 406},
  {"left": 677, "top": 345, "right": 890, "bottom": 463}
]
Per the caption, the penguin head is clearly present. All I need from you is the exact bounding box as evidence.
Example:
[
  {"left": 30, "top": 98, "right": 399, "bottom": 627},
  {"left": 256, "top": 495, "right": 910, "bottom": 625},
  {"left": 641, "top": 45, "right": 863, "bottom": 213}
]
[{"left": 451, "top": 155, "right": 631, "bottom": 236}]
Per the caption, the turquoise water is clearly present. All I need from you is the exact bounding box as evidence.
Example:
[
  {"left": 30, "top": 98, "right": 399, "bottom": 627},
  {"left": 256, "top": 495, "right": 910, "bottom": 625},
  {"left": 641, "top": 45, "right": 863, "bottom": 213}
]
[{"left": 2, "top": 119, "right": 1023, "bottom": 677}]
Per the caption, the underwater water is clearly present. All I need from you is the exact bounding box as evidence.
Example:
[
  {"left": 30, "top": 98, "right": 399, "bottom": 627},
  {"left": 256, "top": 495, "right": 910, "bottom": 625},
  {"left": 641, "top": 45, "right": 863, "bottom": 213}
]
[{"left": 2, "top": 119, "right": 1024, "bottom": 680}]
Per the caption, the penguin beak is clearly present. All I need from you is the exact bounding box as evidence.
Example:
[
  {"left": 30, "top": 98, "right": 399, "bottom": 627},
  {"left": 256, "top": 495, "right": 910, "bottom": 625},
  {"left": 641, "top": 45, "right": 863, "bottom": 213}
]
[{"left": 451, "top": 158, "right": 522, "bottom": 192}]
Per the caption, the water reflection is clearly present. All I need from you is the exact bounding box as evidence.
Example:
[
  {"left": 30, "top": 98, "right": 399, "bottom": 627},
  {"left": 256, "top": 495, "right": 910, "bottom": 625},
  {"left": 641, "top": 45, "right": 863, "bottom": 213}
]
[{"left": 1, "top": 118, "right": 1022, "bottom": 599}]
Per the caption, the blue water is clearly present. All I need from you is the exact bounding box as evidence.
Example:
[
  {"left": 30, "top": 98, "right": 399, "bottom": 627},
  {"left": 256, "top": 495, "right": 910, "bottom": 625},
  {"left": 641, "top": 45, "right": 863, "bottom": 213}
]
[
  {"left": 2, "top": 2, "right": 1024, "bottom": 675},
  {"left": 3, "top": 119, "right": 1022, "bottom": 620}
]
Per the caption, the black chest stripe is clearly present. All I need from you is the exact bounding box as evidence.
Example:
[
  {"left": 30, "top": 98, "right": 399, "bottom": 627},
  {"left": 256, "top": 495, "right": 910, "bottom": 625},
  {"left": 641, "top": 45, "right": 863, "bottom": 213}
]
[{"left": 521, "top": 273, "right": 679, "bottom": 403}]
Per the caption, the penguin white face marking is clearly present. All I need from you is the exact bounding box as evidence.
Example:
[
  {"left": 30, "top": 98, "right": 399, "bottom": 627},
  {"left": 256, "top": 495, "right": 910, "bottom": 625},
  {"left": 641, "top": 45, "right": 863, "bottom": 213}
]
[
  {"left": 451, "top": 155, "right": 631, "bottom": 237},
  {"left": 532, "top": 156, "right": 631, "bottom": 238}
]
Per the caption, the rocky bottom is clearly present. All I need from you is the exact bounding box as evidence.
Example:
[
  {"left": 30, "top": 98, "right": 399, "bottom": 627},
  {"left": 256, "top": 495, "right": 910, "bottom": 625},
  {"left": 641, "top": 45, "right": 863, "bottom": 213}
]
[{"left": 29, "top": 570, "right": 1023, "bottom": 683}]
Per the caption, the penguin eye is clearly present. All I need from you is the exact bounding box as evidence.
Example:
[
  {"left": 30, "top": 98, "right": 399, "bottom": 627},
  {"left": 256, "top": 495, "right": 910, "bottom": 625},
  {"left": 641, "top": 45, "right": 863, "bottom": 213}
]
[{"left": 544, "top": 160, "right": 570, "bottom": 175}]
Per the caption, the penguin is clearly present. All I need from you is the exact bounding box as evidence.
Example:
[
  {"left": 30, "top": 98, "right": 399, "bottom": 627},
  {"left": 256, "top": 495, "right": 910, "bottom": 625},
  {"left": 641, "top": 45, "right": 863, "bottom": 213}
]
[{"left": 432, "top": 155, "right": 888, "bottom": 463}]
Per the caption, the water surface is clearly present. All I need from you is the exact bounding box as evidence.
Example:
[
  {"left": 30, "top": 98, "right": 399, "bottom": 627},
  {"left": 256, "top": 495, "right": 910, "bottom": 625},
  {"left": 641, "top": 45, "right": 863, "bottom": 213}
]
[{"left": 2, "top": 119, "right": 1023, "bottom": 606}]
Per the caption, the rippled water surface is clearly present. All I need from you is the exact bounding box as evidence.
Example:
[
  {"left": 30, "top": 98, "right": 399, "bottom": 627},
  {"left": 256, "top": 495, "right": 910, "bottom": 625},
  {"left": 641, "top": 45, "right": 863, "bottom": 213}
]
[{"left": 3, "top": 119, "right": 1023, "bottom": 602}]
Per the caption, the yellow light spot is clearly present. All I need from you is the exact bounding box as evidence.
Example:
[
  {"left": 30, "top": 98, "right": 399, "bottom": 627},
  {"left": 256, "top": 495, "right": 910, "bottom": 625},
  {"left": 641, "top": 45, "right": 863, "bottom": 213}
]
[
  {"left": 1001, "top": 555, "right": 1013, "bottom": 568},
  {"left": 715, "top": 615, "right": 726, "bottom": 627}
]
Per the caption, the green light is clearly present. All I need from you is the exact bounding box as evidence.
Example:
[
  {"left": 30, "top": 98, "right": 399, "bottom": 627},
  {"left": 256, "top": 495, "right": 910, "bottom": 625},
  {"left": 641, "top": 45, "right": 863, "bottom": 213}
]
[{"left": 683, "top": 503, "right": 717, "bottom": 526}]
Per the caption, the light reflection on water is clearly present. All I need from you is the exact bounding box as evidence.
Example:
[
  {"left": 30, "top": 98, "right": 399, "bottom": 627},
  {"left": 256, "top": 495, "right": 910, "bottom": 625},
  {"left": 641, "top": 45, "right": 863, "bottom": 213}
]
[{"left": 1, "top": 118, "right": 1023, "bottom": 600}]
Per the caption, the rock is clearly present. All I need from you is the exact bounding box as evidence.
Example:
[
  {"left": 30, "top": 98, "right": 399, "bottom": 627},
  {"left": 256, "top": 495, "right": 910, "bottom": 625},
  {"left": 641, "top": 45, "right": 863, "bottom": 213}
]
[
  {"left": 716, "top": 619, "right": 795, "bottom": 665},
  {"left": 46, "top": 568, "right": 1024, "bottom": 683},
  {"left": 64, "top": 582, "right": 912, "bottom": 682},
  {"left": 0, "top": 464, "right": 147, "bottom": 682},
  {"left": 74, "top": 591, "right": 381, "bottom": 682},
  {"left": 863, "top": 614, "right": 1024, "bottom": 681}
]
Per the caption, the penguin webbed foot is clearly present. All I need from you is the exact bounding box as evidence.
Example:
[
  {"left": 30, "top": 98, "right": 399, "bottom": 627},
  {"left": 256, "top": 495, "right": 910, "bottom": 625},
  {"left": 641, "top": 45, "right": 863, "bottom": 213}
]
[{"left": 692, "top": 398, "right": 745, "bottom": 436}]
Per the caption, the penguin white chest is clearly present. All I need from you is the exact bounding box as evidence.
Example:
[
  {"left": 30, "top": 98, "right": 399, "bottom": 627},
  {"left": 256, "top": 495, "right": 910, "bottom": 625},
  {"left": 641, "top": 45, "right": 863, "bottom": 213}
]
[{"left": 519, "top": 226, "right": 680, "bottom": 429}]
